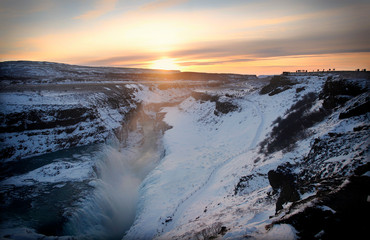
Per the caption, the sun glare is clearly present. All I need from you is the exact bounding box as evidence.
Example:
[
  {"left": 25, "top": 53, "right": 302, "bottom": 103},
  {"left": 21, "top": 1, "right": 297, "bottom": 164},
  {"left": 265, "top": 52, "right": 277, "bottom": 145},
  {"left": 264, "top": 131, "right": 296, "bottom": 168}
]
[{"left": 150, "top": 58, "right": 180, "bottom": 71}]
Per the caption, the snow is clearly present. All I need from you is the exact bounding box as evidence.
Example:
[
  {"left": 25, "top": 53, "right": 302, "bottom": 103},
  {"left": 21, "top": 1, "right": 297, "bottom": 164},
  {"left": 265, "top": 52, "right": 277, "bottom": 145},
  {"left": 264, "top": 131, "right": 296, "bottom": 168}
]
[
  {"left": 252, "top": 224, "right": 298, "bottom": 240},
  {"left": 2, "top": 159, "right": 95, "bottom": 186},
  {"left": 97, "top": 107, "right": 124, "bottom": 129},
  {"left": 131, "top": 84, "right": 191, "bottom": 104},
  {"left": 0, "top": 91, "right": 87, "bottom": 114},
  {"left": 314, "top": 230, "right": 325, "bottom": 238},
  {"left": 317, "top": 205, "right": 336, "bottom": 214},
  {"left": 300, "top": 190, "right": 316, "bottom": 200}
]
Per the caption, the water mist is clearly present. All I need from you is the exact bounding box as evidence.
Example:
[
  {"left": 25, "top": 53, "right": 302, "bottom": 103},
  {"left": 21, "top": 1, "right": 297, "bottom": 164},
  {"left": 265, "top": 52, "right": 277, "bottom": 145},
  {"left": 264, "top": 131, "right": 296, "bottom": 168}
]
[{"left": 63, "top": 111, "right": 164, "bottom": 240}]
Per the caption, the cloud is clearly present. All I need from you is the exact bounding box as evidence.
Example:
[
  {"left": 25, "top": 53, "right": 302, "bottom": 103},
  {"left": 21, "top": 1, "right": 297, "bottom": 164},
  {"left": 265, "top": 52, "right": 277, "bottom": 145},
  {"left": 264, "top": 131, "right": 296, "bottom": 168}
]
[
  {"left": 79, "top": 23, "right": 370, "bottom": 69},
  {"left": 0, "top": 0, "right": 50, "bottom": 15},
  {"left": 82, "top": 50, "right": 255, "bottom": 68},
  {"left": 74, "top": 0, "right": 117, "bottom": 20},
  {"left": 179, "top": 58, "right": 254, "bottom": 66},
  {"left": 140, "top": 0, "right": 188, "bottom": 11},
  {"left": 84, "top": 54, "right": 156, "bottom": 66},
  {"left": 0, "top": 0, "right": 53, "bottom": 21},
  {"left": 171, "top": 27, "right": 370, "bottom": 61}
]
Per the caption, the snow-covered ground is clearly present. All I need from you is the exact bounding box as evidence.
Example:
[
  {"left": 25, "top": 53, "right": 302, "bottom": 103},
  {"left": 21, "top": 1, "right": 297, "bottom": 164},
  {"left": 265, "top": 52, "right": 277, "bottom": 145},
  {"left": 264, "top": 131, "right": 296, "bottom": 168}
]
[{"left": 1, "top": 62, "right": 368, "bottom": 240}]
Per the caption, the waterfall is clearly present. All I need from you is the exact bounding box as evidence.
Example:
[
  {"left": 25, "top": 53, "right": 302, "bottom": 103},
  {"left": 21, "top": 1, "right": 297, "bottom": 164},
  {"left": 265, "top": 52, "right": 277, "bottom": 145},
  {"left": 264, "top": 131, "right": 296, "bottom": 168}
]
[{"left": 63, "top": 109, "right": 164, "bottom": 240}]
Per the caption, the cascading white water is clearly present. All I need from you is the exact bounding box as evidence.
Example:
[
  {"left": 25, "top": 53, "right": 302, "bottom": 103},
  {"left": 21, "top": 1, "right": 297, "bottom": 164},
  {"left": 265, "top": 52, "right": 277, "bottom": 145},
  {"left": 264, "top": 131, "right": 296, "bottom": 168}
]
[{"left": 63, "top": 116, "right": 164, "bottom": 239}]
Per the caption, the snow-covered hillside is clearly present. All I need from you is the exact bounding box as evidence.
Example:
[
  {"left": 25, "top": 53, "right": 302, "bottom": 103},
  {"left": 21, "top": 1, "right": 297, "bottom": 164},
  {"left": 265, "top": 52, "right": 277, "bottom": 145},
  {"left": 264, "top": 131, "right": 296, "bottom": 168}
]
[
  {"left": 0, "top": 61, "right": 369, "bottom": 240},
  {"left": 125, "top": 74, "right": 369, "bottom": 239}
]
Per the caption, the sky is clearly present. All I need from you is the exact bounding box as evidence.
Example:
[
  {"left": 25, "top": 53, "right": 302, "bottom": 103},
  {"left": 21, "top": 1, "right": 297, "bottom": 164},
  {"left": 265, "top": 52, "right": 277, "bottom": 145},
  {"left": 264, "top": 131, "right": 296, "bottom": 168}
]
[{"left": 1, "top": 0, "right": 369, "bottom": 75}]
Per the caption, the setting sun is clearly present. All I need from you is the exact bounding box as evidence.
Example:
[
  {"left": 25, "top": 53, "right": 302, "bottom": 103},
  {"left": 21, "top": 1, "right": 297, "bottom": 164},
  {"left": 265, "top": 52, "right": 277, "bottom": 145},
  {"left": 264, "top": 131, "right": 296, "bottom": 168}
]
[{"left": 150, "top": 58, "right": 181, "bottom": 71}]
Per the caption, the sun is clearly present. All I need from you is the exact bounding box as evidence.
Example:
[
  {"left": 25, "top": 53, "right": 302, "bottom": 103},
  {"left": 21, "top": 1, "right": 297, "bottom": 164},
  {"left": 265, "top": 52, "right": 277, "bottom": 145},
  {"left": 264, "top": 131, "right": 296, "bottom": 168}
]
[{"left": 150, "top": 58, "right": 181, "bottom": 71}]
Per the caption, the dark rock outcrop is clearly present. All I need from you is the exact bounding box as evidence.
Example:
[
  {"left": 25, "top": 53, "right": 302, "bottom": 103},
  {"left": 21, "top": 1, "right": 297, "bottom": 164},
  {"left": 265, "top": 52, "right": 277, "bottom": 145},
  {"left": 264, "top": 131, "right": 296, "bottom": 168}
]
[
  {"left": 0, "top": 108, "right": 95, "bottom": 133},
  {"left": 214, "top": 101, "right": 238, "bottom": 116},
  {"left": 274, "top": 175, "right": 370, "bottom": 240},
  {"left": 268, "top": 163, "right": 300, "bottom": 212},
  {"left": 320, "top": 78, "right": 367, "bottom": 110},
  {"left": 260, "top": 76, "right": 296, "bottom": 96},
  {"left": 191, "top": 92, "right": 239, "bottom": 116},
  {"left": 339, "top": 98, "right": 370, "bottom": 119}
]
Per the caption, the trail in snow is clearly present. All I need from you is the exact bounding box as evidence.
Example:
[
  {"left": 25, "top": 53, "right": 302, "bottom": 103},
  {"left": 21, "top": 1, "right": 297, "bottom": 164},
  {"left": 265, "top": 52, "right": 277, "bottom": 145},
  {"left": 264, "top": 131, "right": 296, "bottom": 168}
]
[
  {"left": 159, "top": 99, "right": 265, "bottom": 235},
  {"left": 248, "top": 100, "right": 264, "bottom": 149}
]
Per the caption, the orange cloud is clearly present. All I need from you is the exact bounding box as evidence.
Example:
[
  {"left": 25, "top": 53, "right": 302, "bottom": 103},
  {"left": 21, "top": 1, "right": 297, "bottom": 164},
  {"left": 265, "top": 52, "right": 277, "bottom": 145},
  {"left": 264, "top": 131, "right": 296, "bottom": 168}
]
[{"left": 180, "top": 52, "right": 370, "bottom": 75}]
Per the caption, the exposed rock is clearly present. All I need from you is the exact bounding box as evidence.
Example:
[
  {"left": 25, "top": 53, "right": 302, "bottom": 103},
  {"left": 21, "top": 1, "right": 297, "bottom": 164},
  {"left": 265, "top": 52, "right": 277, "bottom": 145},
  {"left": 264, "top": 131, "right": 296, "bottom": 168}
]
[
  {"left": 268, "top": 163, "right": 300, "bottom": 212},
  {"left": 320, "top": 78, "right": 367, "bottom": 110},
  {"left": 0, "top": 108, "right": 95, "bottom": 133},
  {"left": 274, "top": 175, "right": 370, "bottom": 240},
  {"left": 191, "top": 92, "right": 219, "bottom": 103},
  {"left": 214, "top": 101, "right": 238, "bottom": 116},
  {"left": 296, "top": 87, "right": 305, "bottom": 93},
  {"left": 234, "top": 175, "right": 254, "bottom": 195},
  {"left": 339, "top": 96, "right": 370, "bottom": 119},
  {"left": 260, "top": 76, "right": 296, "bottom": 95},
  {"left": 191, "top": 92, "right": 239, "bottom": 116}
]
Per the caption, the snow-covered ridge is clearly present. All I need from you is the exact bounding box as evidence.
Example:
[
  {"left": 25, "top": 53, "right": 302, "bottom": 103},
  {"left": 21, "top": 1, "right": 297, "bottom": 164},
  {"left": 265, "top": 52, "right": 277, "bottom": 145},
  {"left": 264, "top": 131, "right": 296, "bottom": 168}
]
[
  {"left": 0, "top": 61, "right": 257, "bottom": 85},
  {"left": 0, "top": 61, "right": 171, "bottom": 81}
]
